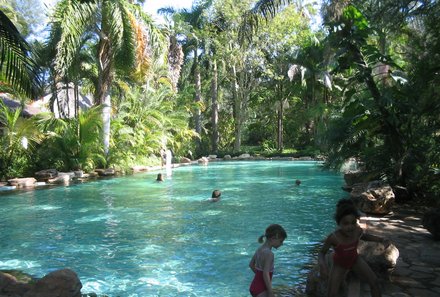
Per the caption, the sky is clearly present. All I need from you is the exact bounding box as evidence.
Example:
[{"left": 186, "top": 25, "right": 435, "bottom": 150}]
[{"left": 41, "top": 0, "right": 194, "bottom": 21}]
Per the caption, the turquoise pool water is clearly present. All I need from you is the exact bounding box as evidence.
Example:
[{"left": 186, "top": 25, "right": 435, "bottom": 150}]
[{"left": 0, "top": 161, "right": 346, "bottom": 296}]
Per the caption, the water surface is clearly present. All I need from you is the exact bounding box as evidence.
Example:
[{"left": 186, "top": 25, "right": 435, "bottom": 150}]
[{"left": 0, "top": 161, "right": 346, "bottom": 296}]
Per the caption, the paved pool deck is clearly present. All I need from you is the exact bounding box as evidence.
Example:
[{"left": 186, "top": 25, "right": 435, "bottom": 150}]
[{"left": 359, "top": 205, "right": 440, "bottom": 297}]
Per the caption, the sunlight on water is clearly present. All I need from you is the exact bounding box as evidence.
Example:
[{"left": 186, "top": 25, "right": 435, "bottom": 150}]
[{"left": 0, "top": 161, "right": 346, "bottom": 296}]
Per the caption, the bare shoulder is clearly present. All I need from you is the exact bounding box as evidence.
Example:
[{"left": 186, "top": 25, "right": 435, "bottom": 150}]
[
  {"left": 325, "top": 232, "right": 338, "bottom": 245},
  {"left": 258, "top": 246, "right": 274, "bottom": 259}
]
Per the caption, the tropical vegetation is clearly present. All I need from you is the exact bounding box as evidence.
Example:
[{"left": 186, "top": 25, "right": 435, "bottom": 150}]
[{"left": 0, "top": 0, "right": 439, "bottom": 204}]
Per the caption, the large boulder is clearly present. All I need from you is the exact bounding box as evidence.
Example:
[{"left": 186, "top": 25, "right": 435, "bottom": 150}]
[
  {"left": 350, "top": 181, "right": 395, "bottom": 215},
  {"left": 343, "top": 171, "right": 374, "bottom": 186},
  {"left": 180, "top": 157, "right": 191, "bottom": 164},
  {"left": 198, "top": 157, "right": 209, "bottom": 165},
  {"left": 35, "top": 169, "right": 58, "bottom": 181},
  {"left": 0, "top": 272, "right": 31, "bottom": 296},
  {"left": 1, "top": 269, "right": 81, "bottom": 297},
  {"left": 48, "top": 172, "right": 74, "bottom": 184},
  {"left": 24, "top": 269, "right": 82, "bottom": 297},
  {"left": 422, "top": 207, "right": 440, "bottom": 240},
  {"left": 358, "top": 241, "right": 399, "bottom": 276},
  {"left": 95, "top": 168, "right": 115, "bottom": 176},
  {"left": 7, "top": 178, "right": 36, "bottom": 188}
]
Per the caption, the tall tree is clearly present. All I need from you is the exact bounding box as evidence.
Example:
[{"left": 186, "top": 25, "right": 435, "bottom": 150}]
[{"left": 50, "top": 0, "right": 163, "bottom": 156}]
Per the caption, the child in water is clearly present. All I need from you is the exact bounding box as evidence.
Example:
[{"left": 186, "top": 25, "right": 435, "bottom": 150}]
[
  {"left": 249, "top": 224, "right": 287, "bottom": 297},
  {"left": 318, "top": 199, "right": 390, "bottom": 297},
  {"left": 156, "top": 173, "right": 164, "bottom": 182},
  {"left": 209, "top": 190, "right": 221, "bottom": 202}
]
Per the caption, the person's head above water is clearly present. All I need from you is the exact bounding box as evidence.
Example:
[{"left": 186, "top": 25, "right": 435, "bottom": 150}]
[
  {"left": 210, "top": 190, "right": 221, "bottom": 201},
  {"left": 156, "top": 173, "right": 164, "bottom": 182}
]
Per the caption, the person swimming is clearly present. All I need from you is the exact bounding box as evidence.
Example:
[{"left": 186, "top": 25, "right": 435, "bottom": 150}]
[
  {"left": 209, "top": 190, "right": 221, "bottom": 202},
  {"left": 156, "top": 173, "right": 164, "bottom": 182}
]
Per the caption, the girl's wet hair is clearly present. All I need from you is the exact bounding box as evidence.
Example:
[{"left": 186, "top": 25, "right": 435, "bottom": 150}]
[
  {"left": 334, "top": 198, "right": 360, "bottom": 224},
  {"left": 258, "top": 224, "right": 287, "bottom": 243},
  {"left": 212, "top": 190, "right": 221, "bottom": 198}
]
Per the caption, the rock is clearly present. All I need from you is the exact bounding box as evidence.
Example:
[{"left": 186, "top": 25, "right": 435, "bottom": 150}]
[
  {"left": 358, "top": 240, "right": 399, "bottom": 276},
  {"left": 95, "top": 168, "right": 115, "bottom": 176},
  {"left": 7, "top": 177, "right": 36, "bottom": 188},
  {"left": 24, "top": 269, "right": 82, "bottom": 297},
  {"left": 0, "top": 271, "right": 31, "bottom": 296},
  {"left": 131, "top": 165, "right": 149, "bottom": 173},
  {"left": 73, "top": 170, "right": 84, "bottom": 178},
  {"left": 344, "top": 171, "right": 375, "bottom": 186},
  {"left": 180, "top": 157, "right": 191, "bottom": 164},
  {"left": 422, "top": 208, "right": 440, "bottom": 240},
  {"left": 223, "top": 155, "right": 232, "bottom": 160},
  {"left": 48, "top": 173, "right": 72, "bottom": 184},
  {"left": 306, "top": 253, "right": 331, "bottom": 297},
  {"left": 87, "top": 171, "right": 99, "bottom": 178},
  {"left": 208, "top": 155, "right": 217, "bottom": 159},
  {"left": 34, "top": 169, "right": 58, "bottom": 181},
  {"left": 238, "top": 153, "right": 251, "bottom": 159},
  {"left": 198, "top": 157, "right": 209, "bottom": 164},
  {"left": 350, "top": 181, "right": 395, "bottom": 215}
]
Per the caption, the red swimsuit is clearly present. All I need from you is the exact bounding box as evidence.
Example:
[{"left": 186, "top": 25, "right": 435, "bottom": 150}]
[
  {"left": 333, "top": 240, "right": 359, "bottom": 269},
  {"left": 249, "top": 269, "right": 273, "bottom": 297},
  {"left": 249, "top": 248, "right": 274, "bottom": 296},
  {"left": 332, "top": 230, "right": 362, "bottom": 269}
]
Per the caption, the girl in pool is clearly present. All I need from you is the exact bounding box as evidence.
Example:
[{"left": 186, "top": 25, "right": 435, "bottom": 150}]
[
  {"left": 318, "top": 199, "right": 390, "bottom": 297},
  {"left": 249, "top": 224, "right": 287, "bottom": 297}
]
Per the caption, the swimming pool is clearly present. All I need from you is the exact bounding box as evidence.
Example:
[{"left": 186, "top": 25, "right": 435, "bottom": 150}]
[{"left": 0, "top": 161, "right": 346, "bottom": 296}]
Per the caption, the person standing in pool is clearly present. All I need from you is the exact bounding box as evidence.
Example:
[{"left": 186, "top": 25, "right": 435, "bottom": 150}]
[
  {"left": 249, "top": 224, "right": 287, "bottom": 297},
  {"left": 318, "top": 199, "right": 390, "bottom": 297}
]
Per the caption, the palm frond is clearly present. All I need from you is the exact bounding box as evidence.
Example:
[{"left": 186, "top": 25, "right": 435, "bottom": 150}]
[
  {"left": 53, "top": 0, "right": 96, "bottom": 76},
  {"left": 239, "top": 0, "right": 293, "bottom": 44},
  {"left": 111, "top": 0, "right": 136, "bottom": 72},
  {"left": 0, "top": 10, "right": 41, "bottom": 97}
]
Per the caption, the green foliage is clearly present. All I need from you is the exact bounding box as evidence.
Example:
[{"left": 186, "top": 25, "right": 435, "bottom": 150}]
[
  {"left": 0, "top": 10, "right": 41, "bottom": 98},
  {"left": 34, "top": 107, "right": 104, "bottom": 172},
  {"left": 108, "top": 85, "right": 196, "bottom": 170},
  {"left": 0, "top": 100, "right": 43, "bottom": 180},
  {"left": 320, "top": 1, "right": 440, "bottom": 203}
]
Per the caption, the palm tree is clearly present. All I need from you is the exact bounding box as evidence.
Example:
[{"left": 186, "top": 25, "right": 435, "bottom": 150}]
[
  {"left": 160, "top": 1, "right": 214, "bottom": 154},
  {"left": 0, "top": 10, "right": 41, "bottom": 97},
  {"left": 50, "top": 0, "right": 164, "bottom": 156}
]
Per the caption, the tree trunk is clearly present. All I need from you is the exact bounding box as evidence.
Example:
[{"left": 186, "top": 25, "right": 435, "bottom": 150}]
[
  {"left": 211, "top": 59, "right": 219, "bottom": 153},
  {"left": 277, "top": 100, "right": 283, "bottom": 152},
  {"left": 231, "top": 64, "right": 241, "bottom": 152},
  {"left": 97, "top": 35, "right": 113, "bottom": 156},
  {"left": 194, "top": 49, "right": 202, "bottom": 153}
]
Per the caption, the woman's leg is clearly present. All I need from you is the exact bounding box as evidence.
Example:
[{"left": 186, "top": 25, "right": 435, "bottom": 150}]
[
  {"left": 352, "top": 257, "right": 381, "bottom": 297},
  {"left": 327, "top": 264, "right": 348, "bottom": 297}
]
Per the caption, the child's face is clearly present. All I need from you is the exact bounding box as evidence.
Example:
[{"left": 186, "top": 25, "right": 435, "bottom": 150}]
[
  {"left": 338, "top": 214, "right": 358, "bottom": 236},
  {"left": 271, "top": 236, "right": 285, "bottom": 249}
]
